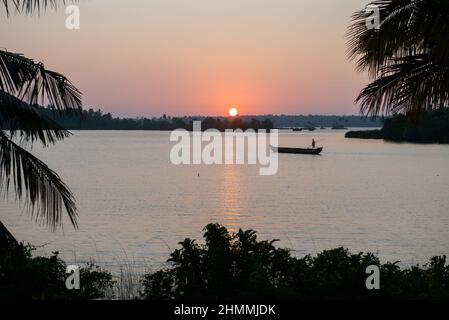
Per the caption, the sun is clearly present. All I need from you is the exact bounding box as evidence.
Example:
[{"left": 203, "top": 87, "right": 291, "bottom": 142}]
[{"left": 228, "top": 107, "right": 239, "bottom": 117}]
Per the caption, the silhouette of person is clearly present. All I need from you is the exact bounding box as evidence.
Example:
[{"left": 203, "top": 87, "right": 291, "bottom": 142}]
[{"left": 312, "top": 139, "right": 316, "bottom": 149}]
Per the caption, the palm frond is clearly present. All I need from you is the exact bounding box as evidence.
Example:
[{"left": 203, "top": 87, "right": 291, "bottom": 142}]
[
  {"left": 347, "top": 0, "right": 422, "bottom": 76},
  {"left": 0, "top": 51, "right": 35, "bottom": 95},
  {"left": 1, "top": 0, "right": 65, "bottom": 16},
  {"left": 357, "top": 54, "right": 449, "bottom": 116},
  {"left": 0, "top": 91, "right": 71, "bottom": 146},
  {"left": 347, "top": 0, "right": 449, "bottom": 116},
  {"left": 1, "top": 0, "right": 81, "bottom": 232},
  {"left": 0, "top": 50, "right": 82, "bottom": 113},
  {"left": 0, "top": 130, "right": 78, "bottom": 230}
]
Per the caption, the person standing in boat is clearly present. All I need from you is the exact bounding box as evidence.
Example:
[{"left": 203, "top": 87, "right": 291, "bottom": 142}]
[{"left": 312, "top": 138, "right": 316, "bottom": 149}]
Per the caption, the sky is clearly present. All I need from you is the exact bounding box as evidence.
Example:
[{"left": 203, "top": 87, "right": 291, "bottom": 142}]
[{"left": 1, "top": 0, "right": 370, "bottom": 117}]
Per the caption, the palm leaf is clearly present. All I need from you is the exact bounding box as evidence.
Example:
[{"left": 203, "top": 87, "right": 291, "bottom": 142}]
[
  {"left": 1, "top": 0, "right": 81, "bottom": 231},
  {"left": 0, "top": 50, "right": 82, "bottom": 113},
  {"left": 347, "top": 0, "right": 449, "bottom": 116},
  {"left": 0, "top": 91, "right": 71, "bottom": 146},
  {"left": 347, "top": 0, "right": 422, "bottom": 76},
  {"left": 357, "top": 54, "right": 449, "bottom": 115},
  {"left": 0, "top": 130, "right": 78, "bottom": 230},
  {"left": 2, "top": 0, "right": 64, "bottom": 16}
]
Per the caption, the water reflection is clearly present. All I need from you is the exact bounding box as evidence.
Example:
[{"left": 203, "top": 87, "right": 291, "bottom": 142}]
[
  {"left": 2, "top": 131, "right": 449, "bottom": 266},
  {"left": 220, "top": 165, "right": 242, "bottom": 233}
]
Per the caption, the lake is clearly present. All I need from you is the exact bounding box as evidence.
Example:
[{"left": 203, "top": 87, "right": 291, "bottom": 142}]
[{"left": 1, "top": 130, "right": 449, "bottom": 270}]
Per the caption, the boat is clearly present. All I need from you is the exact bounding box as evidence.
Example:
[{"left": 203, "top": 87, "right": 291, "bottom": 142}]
[
  {"left": 302, "top": 127, "right": 316, "bottom": 132},
  {"left": 331, "top": 123, "right": 347, "bottom": 130},
  {"left": 303, "top": 122, "right": 316, "bottom": 131},
  {"left": 271, "top": 146, "right": 323, "bottom": 155}
]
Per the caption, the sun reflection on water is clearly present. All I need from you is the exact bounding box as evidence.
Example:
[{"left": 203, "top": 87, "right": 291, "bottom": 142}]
[{"left": 220, "top": 165, "right": 242, "bottom": 233}]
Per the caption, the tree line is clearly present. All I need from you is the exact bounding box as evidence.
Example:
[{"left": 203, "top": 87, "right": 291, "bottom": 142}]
[
  {"left": 9, "top": 106, "right": 275, "bottom": 131},
  {"left": 346, "top": 108, "right": 449, "bottom": 143}
]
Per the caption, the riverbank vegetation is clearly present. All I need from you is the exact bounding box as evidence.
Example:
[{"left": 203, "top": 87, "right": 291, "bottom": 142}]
[
  {"left": 0, "top": 242, "right": 114, "bottom": 299},
  {"left": 346, "top": 108, "right": 449, "bottom": 143},
  {"left": 1, "top": 106, "right": 274, "bottom": 131},
  {"left": 0, "top": 105, "right": 383, "bottom": 130},
  {"left": 2, "top": 223, "right": 448, "bottom": 300},
  {"left": 6, "top": 106, "right": 381, "bottom": 129}
]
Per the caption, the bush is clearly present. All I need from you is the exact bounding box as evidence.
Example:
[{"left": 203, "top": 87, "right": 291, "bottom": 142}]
[
  {"left": 2, "top": 224, "right": 448, "bottom": 300},
  {"left": 0, "top": 244, "right": 114, "bottom": 300},
  {"left": 141, "top": 223, "right": 449, "bottom": 300}
]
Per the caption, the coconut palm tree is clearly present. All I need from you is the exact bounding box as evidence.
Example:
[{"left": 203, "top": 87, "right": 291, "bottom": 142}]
[
  {"left": 1, "top": 0, "right": 81, "bottom": 232},
  {"left": 347, "top": 0, "right": 449, "bottom": 116}
]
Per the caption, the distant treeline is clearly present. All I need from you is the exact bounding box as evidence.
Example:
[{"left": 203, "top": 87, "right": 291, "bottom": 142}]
[
  {"left": 18, "top": 107, "right": 274, "bottom": 131},
  {"left": 266, "top": 114, "right": 382, "bottom": 128},
  {"left": 2, "top": 106, "right": 383, "bottom": 131},
  {"left": 346, "top": 108, "right": 449, "bottom": 143}
]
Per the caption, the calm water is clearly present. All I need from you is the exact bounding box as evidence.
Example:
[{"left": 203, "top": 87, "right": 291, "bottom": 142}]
[{"left": 1, "top": 130, "right": 449, "bottom": 269}]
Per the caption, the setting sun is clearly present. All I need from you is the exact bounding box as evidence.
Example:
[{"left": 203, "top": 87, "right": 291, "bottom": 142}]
[{"left": 228, "top": 107, "right": 239, "bottom": 117}]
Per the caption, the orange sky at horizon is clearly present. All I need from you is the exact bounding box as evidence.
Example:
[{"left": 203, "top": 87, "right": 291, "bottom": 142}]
[{"left": 1, "top": 0, "right": 370, "bottom": 117}]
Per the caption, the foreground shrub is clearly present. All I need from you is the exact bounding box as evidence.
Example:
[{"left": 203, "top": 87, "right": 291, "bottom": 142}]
[
  {"left": 2, "top": 223, "right": 448, "bottom": 300},
  {"left": 141, "top": 223, "right": 449, "bottom": 300},
  {"left": 0, "top": 243, "right": 114, "bottom": 300}
]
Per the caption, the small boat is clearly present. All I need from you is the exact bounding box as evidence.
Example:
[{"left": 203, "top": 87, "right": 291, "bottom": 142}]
[
  {"left": 302, "top": 127, "right": 316, "bottom": 132},
  {"left": 303, "top": 122, "right": 316, "bottom": 131},
  {"left": 271, "top": 146, "right": 323, "bottom": 155},
  {"left": 331, "top": 124, "right": 347, "bottom": 130}
]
